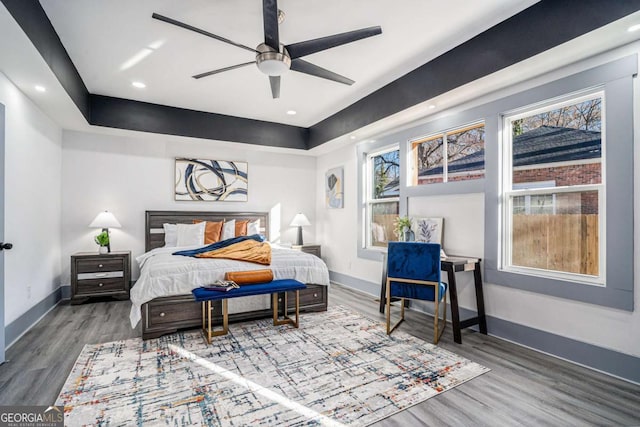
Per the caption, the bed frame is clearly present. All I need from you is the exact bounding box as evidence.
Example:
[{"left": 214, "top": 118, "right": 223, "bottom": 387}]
[{"left": 140, "top": 210, "right": 328, "bottom": 339}]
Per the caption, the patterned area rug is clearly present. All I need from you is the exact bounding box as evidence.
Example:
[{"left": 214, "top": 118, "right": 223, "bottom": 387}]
[{"left": 57, "top": 305, "right": 489, "bottom": 426}]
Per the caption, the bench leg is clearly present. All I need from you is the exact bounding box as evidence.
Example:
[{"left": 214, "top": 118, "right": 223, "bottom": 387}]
[
  {"left": 201, "top": 299, "right": 229, "bottom": 344},
  {"left": 273, "top": 290, "right": 300, "bottom": 328}
]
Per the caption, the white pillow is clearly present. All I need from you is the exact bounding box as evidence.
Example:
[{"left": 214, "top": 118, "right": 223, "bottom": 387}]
[
  {"left": 176, "top": 222, "right": 206, "bottom": 246},
  {"left": 247, "top": 219, "right": 260, "bottom": 236},
  {"left": 163, "top": 223, "right": 177, "bottom": 247},
  {"left": 221, "top": 219, "right": 236, "bottom": 240}
]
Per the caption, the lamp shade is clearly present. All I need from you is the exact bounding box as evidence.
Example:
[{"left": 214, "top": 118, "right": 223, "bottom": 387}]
[
  {"left": 290, "top": 213, "right": 311, "bottom": 227},
  {"left": 89, "top": 211, "right": 121, "bottom": 229}
]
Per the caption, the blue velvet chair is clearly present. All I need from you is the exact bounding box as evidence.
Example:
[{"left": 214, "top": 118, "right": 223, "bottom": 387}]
[{"left": 386, "top": 241, "right": 448, "bottom": 343}]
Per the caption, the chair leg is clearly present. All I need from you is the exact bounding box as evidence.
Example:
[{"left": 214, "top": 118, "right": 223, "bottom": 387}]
[
  {"left": 386, "top": 279, "right": 391, "bottom": 334},
  {"left": 433, "top": 288, "right": 448, "bottom": 344},
  {"left": 386, "top": 279, "right": 404, "bottom": 334},
  {"left": 433, "top": 289, "right": 439, "bottom": 344}
]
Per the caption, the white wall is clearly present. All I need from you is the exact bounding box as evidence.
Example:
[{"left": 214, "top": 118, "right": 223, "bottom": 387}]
[
  {"left": 0, "top": 72, "right": 62, "bottom": 325},
  {"left": 316, "top": 144, "right": 383, "bottom": 284},
  {"left": 316, "top": 47, "right": 640, "bottom": 359},
  {"left": 61, "top": 130, "right": 317, "bottom": 282}
]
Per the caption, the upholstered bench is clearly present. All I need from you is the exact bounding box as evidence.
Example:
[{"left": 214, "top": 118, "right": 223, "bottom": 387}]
[{"left": 192, "top": 279, "right": 307, "bottom": 344}]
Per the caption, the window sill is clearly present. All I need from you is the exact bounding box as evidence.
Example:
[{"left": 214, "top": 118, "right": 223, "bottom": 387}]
[
  {"left": 500, "top": 265, "right": 604, "bottom": 287},
  {"left": 357, "top": 246, "right": 387, "bottom": 262}
]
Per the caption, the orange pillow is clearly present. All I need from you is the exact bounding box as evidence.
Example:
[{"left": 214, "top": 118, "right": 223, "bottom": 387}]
[
  {"left": 193, "top": 220, "right": 223, "bottom": 244},
  {"left": 225, "top": 269, "right": 274, "bottom": 285},
  {"left": 235, "top": 220, "right": 249, "bottom": 237}
]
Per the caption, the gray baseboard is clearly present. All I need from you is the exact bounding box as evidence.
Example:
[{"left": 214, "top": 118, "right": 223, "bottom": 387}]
[
  {"left": 61, "top": 284, "right": 71, "bottom": 300},
  {"left": 5, "top": 287, "right": 63, "bottom": 348},
  {"left": 329, "top": 270, "right": 640, "bottom": 384}
]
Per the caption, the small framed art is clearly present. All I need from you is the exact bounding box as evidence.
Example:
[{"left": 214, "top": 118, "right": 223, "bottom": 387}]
[
  {"left": 412, "top": 217, "right": 443, "bottom": 244},
  {"left": 325, "top": 167, "right": 344, "bottom": 208}
]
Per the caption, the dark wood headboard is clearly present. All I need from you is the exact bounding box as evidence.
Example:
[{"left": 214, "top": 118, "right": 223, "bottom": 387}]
[{"left": 145, "top": 210, "right": 270, "bottom": 252}]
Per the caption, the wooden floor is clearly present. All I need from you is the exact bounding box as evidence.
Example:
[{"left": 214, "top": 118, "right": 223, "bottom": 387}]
[{"left": 1, "top": 285, "right": 639, "bottom": 426}]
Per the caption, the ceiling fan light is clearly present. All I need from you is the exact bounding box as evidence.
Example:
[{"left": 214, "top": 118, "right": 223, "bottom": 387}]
[
  {"left": 256, "top": 53, "right": 291, "bottom": 76},
  {"left": 257, "top": 58, "right": 289, "bottom": 76},
  {"left": 256, "top": 43, "right": 291, "bottom": 76}
]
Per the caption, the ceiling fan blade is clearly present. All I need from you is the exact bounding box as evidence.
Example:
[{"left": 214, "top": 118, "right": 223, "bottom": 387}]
[
  {"left": 285, "top": 26, "right": 382, "bottom": 59},
  {"left": 262, "top": 0, "right": 280, "bottom": 50},
  {"left": 290, "top": 59, "right": 354, "bottom": 85},
  {"left": 152, "top": 13, "right": 258, "bottom": 54},
  {"left": 269, "top": 76, "right": 281, "bottom": 98},
  {"left": 193, "top": 61, "right": 256, "bottom": 79}
]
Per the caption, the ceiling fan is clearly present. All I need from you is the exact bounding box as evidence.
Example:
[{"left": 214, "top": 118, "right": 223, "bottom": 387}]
[{"left": 152, "top": 0, "right": 382, "bottom": 99}]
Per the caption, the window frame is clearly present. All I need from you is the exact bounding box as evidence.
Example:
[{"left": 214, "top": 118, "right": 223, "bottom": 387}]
[
  {"left": 410, "top": 121, "right": 485, "bottom": 186},
  {"left": 482, "top": 54, "right": 635, "bottom": 311},
  {"left": 357, "top": 107, "right": 487, "bottom": 261},
  {"left": 365, "top": 144, "right": 400, "bottom": 250},
  {"left": 500, "top": 90, "right": 606, "bottom": 286}
]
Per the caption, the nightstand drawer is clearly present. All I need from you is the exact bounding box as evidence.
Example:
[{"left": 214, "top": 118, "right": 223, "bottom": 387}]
[
  {"left": 76, "top": 277, "right": 126, "bottom": 295},
  {"left": 76, "top": 258, "right": 124, "bottom": 273},
  {"left": 77, "top": 271, "right": 123, "bottom": 280}
]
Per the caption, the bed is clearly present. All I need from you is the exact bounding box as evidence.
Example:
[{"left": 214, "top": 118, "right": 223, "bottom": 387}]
[{"left": 133, "top": 210, "right": 329, "bottom": 339}]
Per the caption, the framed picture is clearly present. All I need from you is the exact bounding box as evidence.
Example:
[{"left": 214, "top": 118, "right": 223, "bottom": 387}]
[
  {"left": 412, "top": 217, "right": 443, "bottom": 244},
  {"left": 175, "top": 158, "right": 248, "bottom": 201},
  {"left": 325, "top": 167, "right": 344, "bottom": 208}
]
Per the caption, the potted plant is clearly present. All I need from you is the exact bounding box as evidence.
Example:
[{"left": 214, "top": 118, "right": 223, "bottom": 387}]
[
  {"left": 394, "top": 216, "right": 414, "bottom": 242},
  {"left": 94, "top": 231, "right": 109, "bottom": 254}
]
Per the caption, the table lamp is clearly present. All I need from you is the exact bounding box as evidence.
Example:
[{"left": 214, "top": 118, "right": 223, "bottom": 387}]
[
  {"left": 89, "top": 210, "right": 121, "bottom": 253},
  {"left": 290, "top": 213, "right": 311, "bottom": 246}
]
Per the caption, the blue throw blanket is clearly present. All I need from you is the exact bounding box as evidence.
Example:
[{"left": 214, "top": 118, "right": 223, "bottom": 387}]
[{"left": 173, "top": 234, "right": 264, "bottom": 257}]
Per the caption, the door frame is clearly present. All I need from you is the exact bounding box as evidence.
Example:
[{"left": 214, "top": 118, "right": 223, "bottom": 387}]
[{"left": 0, "top": 103, "right": 5, "bottom": 363}]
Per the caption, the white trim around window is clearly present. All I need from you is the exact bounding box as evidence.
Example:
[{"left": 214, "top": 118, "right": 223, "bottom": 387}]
[{"left": 500, "top": 89, "right": 606, "bottom": 286}]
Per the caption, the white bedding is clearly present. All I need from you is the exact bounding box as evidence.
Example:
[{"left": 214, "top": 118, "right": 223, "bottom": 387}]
[{"left": 129, "top": 243, "right": 330, "bottom": 328}]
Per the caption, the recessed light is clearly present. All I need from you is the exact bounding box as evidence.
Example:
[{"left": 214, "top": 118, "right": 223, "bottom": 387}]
[
  {"left": 132, "top": 81, "right": 146, "bottom": 89},
  {"left": 350, "top": 135, "right": 357, "bottom": 140},
  {"left": 35, "top": 85, "right": 46, "bottom": 92},
  {"left": 428, "top": 104, "right": 436, "bottom": 109},
  {"left": 628, "top": 24, "right": 640, "bottom": 32},
  {"left": 286, "top": 110, "right": 297, "bottom": 115}
]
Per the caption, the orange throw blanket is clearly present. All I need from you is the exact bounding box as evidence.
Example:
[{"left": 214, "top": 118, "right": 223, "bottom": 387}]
[
  {"left": 195, "top": 239, "right": 272, "bottom": 265},
  {"left": 225, "top": 269, "right": 274, "bottom": 284}
]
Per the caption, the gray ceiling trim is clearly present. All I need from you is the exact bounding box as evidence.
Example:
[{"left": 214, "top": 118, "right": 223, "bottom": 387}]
[
  {"left": 91, "top": 95, "right": 308, "bottom": 149},
  {"left": 3, "top": 1, "right": 640, "bottom": 150}
]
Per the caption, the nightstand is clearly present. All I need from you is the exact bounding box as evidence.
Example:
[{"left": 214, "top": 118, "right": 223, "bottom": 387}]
[
  {"left": 292, "top": 244, "right": 321, "bottom": 258},
  {"left": 70, "top": 251, "right": 131, "bottom": 304}
]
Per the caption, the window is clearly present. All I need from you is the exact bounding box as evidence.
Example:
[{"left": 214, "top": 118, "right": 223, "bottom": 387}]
[
  {"left": 512, "top": 181, "right": 557, "bottom": 214},
  {"left": 501, "top": 92, "right": 604, "bottom": 284},
  {"left": 412, "top": 122, "right": 485, "bottom": 185},
  {"left": 366, "top": 146, "right": 400, "bottom": 248}
]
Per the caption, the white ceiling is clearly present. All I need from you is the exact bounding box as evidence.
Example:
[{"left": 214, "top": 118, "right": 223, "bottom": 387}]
[{"left": 38, "top": 0, "right": 539, "bottom": 127}]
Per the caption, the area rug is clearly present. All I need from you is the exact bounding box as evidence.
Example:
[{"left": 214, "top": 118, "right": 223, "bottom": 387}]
[{"left": 56, "top": 305, "right": 489, "bottom": 426}]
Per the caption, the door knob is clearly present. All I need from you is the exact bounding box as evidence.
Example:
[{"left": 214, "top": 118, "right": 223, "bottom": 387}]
[{"left": 0, "top": 242, "right": 12, "bottom": 250}]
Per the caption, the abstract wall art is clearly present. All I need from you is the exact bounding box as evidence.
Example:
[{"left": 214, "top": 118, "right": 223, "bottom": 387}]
[
  {"left": 175, "top": 158, "right": 248, "bottom": 201},
  {"left": 325, "top": 167, "right": 344, "bottom": 208}
]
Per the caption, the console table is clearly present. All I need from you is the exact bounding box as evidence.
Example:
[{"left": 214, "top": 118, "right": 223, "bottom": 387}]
[{"left": 379, "top": 255, "right": 487, "bottom": 344}]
